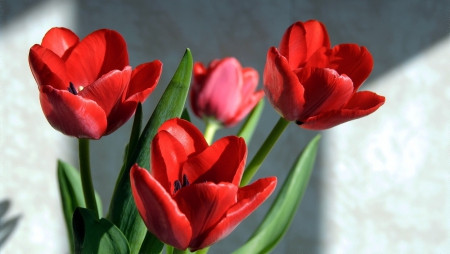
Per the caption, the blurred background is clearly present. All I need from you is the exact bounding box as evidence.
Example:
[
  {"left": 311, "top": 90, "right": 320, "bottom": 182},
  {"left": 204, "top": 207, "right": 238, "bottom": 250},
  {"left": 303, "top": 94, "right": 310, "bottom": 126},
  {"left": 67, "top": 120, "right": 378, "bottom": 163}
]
[{"left": 1, "top": 0, "right": 449, "bottom": 253}]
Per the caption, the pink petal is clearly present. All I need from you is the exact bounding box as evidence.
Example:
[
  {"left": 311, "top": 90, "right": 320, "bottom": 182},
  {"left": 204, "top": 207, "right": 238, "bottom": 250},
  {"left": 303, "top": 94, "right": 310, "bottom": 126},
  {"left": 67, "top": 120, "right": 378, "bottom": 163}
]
[
  {"left": 224, "top": 90, "right": 264, "bottom": 127},
  {"left": 301, "top": 91, "right": 386, "bottom": 130},
  {"left": 158, "top": 118, "right": 209, "bottom": 157},
  {"left": 263, "top": 47, "right": 305, "bottom": 121},
  {"left": 295, "top": 67, "right": 353, "bottom": 122},
  {"left": 195, "top": 57, "right": 243, "bottom": 122},
  {"left": 41, "top": 27, "right": 79, "bottom": 61},
  {"left": 39, "top": 85, "right": 107, "bottom": 139},
  {"left": 65, "top": 29, "right": 129, "bottom": 87},
  {"left": 181, "top": 136, "right": 247, "bottom": 186},
  {"left": 173, "top": 182, "right": 238, "bottom": 249},
  {"left": 130, "top": 165, "right": 192, "bottom": 250},
  {"left": 191, "top": 177, "right": 277, "bottom": 251}
]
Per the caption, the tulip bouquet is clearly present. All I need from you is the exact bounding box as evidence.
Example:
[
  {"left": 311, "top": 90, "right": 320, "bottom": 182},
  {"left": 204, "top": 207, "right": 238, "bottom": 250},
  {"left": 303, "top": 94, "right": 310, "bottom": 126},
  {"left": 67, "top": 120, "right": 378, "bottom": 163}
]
[{"left": 28, "top": 20, "right": 384, "bottom": 253}]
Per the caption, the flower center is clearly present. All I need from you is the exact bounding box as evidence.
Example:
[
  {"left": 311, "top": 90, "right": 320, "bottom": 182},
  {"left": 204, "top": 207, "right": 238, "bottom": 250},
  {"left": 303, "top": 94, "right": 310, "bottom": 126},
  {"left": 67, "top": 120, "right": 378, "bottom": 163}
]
[
  {"left": 68, "top": 82, "right": 84, "bottom": 95},
  {"left": 173, "top": 174, "right": 190, "bottom": 194}
]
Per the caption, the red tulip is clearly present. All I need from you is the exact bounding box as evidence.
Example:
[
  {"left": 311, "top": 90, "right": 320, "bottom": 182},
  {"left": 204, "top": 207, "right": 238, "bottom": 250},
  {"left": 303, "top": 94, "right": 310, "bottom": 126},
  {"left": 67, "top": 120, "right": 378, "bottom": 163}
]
[
  {"left": 191, "top": 57, "right": 264, "bottom": 127},
  {"left": 264, "top": 20, "right": 385, "bottom": 130},
  {"left": 29, "top": 27, "right": 162, "bottom": 139},
  {"left": 130, "top": 118, "right": 276, "bottom": 251}
]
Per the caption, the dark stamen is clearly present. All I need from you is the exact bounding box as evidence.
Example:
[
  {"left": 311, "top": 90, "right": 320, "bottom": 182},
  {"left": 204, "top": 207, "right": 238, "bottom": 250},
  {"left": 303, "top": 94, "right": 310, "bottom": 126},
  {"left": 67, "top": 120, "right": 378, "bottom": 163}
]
[
  {"left": 68, "top": 82, "right": 78, "bottom": 95},
  {"left": 295, "top": 120, "right": 304, "bottom": 125},
  {"left": 174, "top": 180, "right": 182, "bottom": 194},
  {"left": 182, "top": 174, "right": 190, "bottom": 187}
]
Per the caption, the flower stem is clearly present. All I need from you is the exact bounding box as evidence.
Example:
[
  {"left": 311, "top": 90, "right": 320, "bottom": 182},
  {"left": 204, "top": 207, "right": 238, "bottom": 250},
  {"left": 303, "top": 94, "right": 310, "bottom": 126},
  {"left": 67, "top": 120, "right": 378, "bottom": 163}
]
[
  {"left": 172, "top": 247, "right": 188, "bottom": 254},
  {"left": 240, "top": 117, "right": 290, "bottom": 186},
  {"left": 203, "top": 119, "right": 220, "bottom": 145},
  {"left": 196, "top": 247, "right": 210, "bottom": 254},
  {"left": 78, "top": 138, "right": 98, "bottom": 217}
]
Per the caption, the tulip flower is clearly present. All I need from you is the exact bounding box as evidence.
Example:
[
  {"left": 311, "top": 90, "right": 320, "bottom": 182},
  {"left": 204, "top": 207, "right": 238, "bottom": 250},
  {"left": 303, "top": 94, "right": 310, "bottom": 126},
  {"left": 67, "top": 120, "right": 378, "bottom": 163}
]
[
  {"left": 264, "top": 20, "right": 385, "bottom": 130},
  {"left": 29, "top": 27, "right": 162, "bottom": 139},
  {"left": 191, "top": 57, "right": 264, "bottom": 128},
  {"left": 130, "top": 118, "right": 276, "bottom": 251}
]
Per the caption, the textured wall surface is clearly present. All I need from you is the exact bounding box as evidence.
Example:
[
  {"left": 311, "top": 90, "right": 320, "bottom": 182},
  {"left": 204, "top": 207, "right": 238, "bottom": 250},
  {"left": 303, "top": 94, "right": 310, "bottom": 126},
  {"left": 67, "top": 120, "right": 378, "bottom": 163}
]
[{"left": 1, "top": 0, "right": 449, "bottom": 253}]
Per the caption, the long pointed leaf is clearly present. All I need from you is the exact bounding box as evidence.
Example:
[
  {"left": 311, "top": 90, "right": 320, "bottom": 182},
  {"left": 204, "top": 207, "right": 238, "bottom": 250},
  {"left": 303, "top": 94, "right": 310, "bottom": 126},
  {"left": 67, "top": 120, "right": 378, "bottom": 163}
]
[
  {"left": 232, "top": 135, "right": 321, "bottom": 254},
  {"left": 57, "top": 160, "right": 103, "bottom": 253},
  {"left": 107, "top": 49, "right": 193, "bottom": 254},
  {"left": 236, "top": 99, "right": 264, "bottom": 144}
]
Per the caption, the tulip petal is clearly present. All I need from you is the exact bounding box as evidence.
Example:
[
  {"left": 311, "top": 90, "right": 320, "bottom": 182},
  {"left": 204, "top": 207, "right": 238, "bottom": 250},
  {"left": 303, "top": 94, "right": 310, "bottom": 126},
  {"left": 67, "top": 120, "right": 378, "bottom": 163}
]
[
  {"left": 41, "top": 27, "right": 79, "bottom": 61},
  {"left": 78, "top": 66, "right": 131, "bottom": 117},
  {"left": 263, "top": 47, "right": 305, "bottom": 121},
  {"left": 301, "top": 91, "right": 386, "bottom": 130},
  {"left": 295, "top": 67, "right": 353, "bottom": 122},
  {"left": 158, "top": 118, "right": 209, "bottom": 157},
  {"left": 65, "top": 29, "right": 129, "bottom": 87},
  {"left": 173, "top": 183, "right": 238, "bottom": 249},
  {"left": 29, "top": 45, "right": 69, "bottom": 90},
  {"left": 224, "top": 90, "right": 264, "bottom": 127},
  {"left": 103, "top": 61, "right": 162, "bottom": 135},
  {"left": 151, "top": 131, "right": 188, "bottom": 194},
  {"left": 241, "top": 67, "right": 259, "bottom": 97},
  {"left": 39, "top": 85, "right": 107, "bottom": 139},
  {"left": 192, "top": 177, "right": 277, "bottom": 251},
  {"left": 130, "top": 165, "right": 192, "bottom": 250},
  {"left": 182, "top": 136, "right": 247, "bottom": 186},
  {"left": 279, "top": 20, "right": 330, "bottom": 69},
  {"left": 196, "top": 58, "right": 243, "bottom": 122},
  {"left": 307, "top": 44, "right": 373, "bottom": 91}
]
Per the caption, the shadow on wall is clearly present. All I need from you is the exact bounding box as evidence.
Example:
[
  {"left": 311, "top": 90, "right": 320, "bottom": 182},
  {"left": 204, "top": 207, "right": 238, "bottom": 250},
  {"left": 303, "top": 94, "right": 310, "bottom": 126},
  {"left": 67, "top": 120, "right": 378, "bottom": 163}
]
[
  {"left": 4, "top": 0, "right": 449, "bottom": 252},
  {"left": 0, "top": 200, "right": 21, "bottom": 250}
]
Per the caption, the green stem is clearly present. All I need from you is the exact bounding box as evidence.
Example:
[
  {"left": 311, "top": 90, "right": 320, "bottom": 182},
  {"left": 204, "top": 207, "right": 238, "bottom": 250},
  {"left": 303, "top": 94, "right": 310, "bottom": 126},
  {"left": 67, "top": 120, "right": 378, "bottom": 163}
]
[
  {"left": 172, "top": 247, "right": 188, "bottom": 254},
  {"left": 195, "top": 247, "right": 209, "bottom": 254},
  {"left": 166, "top": 245, "right": 174, "bottom": 254},
  {"left": 240, "top": 117, "right": 290, "bottom": 186},
  {"left": 203, "top": 119, "right": 220, "bottom": 145},
  {"left": 78, "top": 138, "right": 98, "bottom": 217}
]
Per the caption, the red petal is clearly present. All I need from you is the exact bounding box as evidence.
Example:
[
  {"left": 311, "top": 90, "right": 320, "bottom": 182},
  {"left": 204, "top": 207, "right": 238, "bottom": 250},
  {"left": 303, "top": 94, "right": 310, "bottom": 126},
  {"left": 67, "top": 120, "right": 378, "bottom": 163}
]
[
  {"left": 295, "top": 67, "right": 353, "bottom": 122},
  {"left": 130, "top": 165, "right": 192, "bottom": 250},
  {"left": 279, "top": 20, "right": 330, "bottom": 69},
  {"left": 182, "top": 136, "right": 247, "bottom": 186},
  {"left": 29, "top": 45, "right": 69, "bottom": 90},
  {"left": 103, "top": 61, "right": 162, "bottom": 135},
  {"left": 158, "top": 118, "right": 209, "bottom": 157},
  {"left": 195, "top": 57, "right": 243, "bottom": 123},
  {"left": 263, "top": 47, "right": 305, "bottom": 121},
  {"left": 173, "top": 182, "right": 238, "bottom": 249},
  {"left": 41, "top": 27, "right": 79, "bottom": 61},
  {"left": 78, "top": 66, "right": 131, "bottom": 117},
  {"left": 65, "top": 29, "right": 129, "bottom": 87},
  {"left": 301, "top": 91, "right": 385, "bottom": 130},
  {"left": 192, "top": 177, "right": 277, "bottom": 251},
  {"left": 151, "top": 131, "right": 188, "bottom": 194},
  {"left": 39, "top": 86, "right": 107, "bottom": 139},
  {"left": 126, "top": 60, "right": 162, "bottom": 100},
  {"left": 307, "top": 44, "right": 373, "bottom": 91}
]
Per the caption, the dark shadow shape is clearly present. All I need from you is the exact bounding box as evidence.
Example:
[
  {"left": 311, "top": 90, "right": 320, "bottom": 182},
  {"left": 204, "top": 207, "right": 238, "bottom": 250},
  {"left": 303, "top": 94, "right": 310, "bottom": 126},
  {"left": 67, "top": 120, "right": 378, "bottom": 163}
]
[{"left": 0, "top": 200, "right": 21, "bottom": 250}]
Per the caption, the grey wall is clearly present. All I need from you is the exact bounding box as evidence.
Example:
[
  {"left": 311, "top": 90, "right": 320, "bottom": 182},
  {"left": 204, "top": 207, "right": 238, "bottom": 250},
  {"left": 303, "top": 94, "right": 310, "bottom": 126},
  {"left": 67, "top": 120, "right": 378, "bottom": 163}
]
[{"left": 1, "top": 0, "right": 449, "bottom": 253}]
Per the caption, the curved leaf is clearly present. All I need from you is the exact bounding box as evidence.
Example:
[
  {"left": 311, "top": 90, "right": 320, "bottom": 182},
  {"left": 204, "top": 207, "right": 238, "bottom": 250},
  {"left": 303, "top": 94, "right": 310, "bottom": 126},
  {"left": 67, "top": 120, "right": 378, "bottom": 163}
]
[{"left": 233, "top": 135, "right": 321, "bottom": 254}]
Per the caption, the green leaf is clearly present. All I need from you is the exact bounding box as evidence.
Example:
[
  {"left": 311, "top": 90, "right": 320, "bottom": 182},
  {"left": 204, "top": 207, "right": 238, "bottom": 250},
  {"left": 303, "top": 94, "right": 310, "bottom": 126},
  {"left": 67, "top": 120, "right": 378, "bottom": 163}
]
[
  {"left": 138, "top": 231, "right": 165, "bottom": 254},
  {"left": 107, "top": 49, "right": 193, "bottom": 254},
  {"left": 57, "top": 160, "right": 103, "bottom": 253},
  {"left": 73, "top": 208, "right": 130, "bottom": 253},
  {"left": 181, "top": 108, "right": 191, "bottom": 122},
  {"left": 232, "top": 135, "right": 321, "bottom": 254},
  {"left": 236, "top": 99, "right": 264, "bottom": 145}
]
